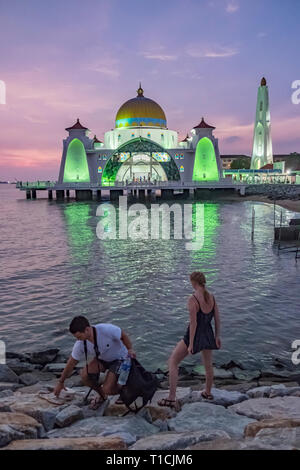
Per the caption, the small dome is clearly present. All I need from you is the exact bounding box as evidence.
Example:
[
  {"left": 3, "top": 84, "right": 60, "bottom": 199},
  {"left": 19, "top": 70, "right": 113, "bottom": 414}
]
[{"left": 115, "top": 84, "right": 167, "bottom": 129}]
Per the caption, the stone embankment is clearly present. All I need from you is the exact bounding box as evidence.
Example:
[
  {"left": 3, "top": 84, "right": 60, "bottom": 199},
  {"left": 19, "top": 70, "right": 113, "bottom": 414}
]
[{"left": 1, "top": 349, "right": 300, "bottom": 450}]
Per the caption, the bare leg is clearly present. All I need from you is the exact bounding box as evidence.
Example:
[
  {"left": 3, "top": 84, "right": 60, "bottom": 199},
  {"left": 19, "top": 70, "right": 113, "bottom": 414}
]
[
  {"left": 167, "top": 340, "right": 189, "bottom": 401},
  {"left": 102, "top": 371, "right": 122, "bottom": 396},
  {"left": 201, "top": 349, "right": 214, "bottom": 394},
  {"left": 80, "top": 358, "right": 105, "bottom": 397}
]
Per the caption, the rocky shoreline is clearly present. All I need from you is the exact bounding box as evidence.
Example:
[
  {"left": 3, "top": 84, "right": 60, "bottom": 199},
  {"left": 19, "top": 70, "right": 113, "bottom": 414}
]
[
  {"left": 1, "top": 349, "right": 300, "bottom": 450},
  {"left": 222, "top": 193, "right": 300, "bottom": 213}
]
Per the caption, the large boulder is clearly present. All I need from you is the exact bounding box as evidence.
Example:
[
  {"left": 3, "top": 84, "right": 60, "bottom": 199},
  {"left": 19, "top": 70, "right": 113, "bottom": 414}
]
[
  {"left": 0, "top": 392, "right": 67, "bottom": 431},
  {"left": 184, "top": 388, "right": 248, "bottom": 407},
  {"left": 1, "top": 436, "right": 127, "bottom": 450},
  {"left": 0, "top": 382, "right": 22, "bottom": 392},
  {"left": 246, "top": 384, "right": 286, "bottom": 398},
  {"left": 55, "top": 405, "right": 84, "bottom": 428},
  {"left": 229, "top": 396, "right": 300, "bottom": 420},
  {"left": 6, "top": 361, "right": 39, "bottom": 376},
  {"left": 168, "top": 402, "right": 255, "bottom": 438},
  {"left": 0, "top": 365, "right": 20, "bottom": 384},
  {"left": 0, "top": 412, "right": 43, "bottom": 448},
  {"left": 130, "top": 430, "right": 231, "bottom": 450},
  {"left": 27, "top": 349, "right": 59, "bottom": 366},
  {"left": 47, "top": 415, "right": 159, "bottom": 441},
  {"left": 244, "top": 418, "right": 300, "bottom": 437}
]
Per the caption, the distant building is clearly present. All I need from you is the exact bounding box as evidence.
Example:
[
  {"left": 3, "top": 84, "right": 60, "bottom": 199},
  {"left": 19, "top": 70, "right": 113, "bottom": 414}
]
[{"left": 220, "top": 155, "right": 251, "bottom": 169}]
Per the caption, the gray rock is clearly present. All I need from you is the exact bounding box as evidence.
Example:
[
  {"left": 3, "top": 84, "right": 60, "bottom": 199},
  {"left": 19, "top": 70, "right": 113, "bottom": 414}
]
[
  {"left": 0, "top": 365, "right": 20, "bottom": 384},
  {"left": 130, "top": 430, "right": 231, "bottom": 450},
  {"left": 152, "top": 419, "right": 169, "bottom": 432},
  {"left": 271, "top": 386, "right": 300, "bottom": 398},
  {"left": 27, "top": 349, "right": 59, "bottom": 366},
  {"left": 168, "top": 402, "right": 255, "bottom": 438},
  {"left": 192, "top": 365, "right": 233, "bottom": 379},
  {"left": 0, "top": 390, "right": 14, "bottom": 399},
  {"left": 0, "top": 412, "right": 43, "bottom": 448},
  {"left": 6, "top": 352, "right": 29, "bottom": 362},
  {"left": 19, "top": 373, "right": 40, "bottom": 387},
  {"left": 185, "top": 387, "right": 248, "bottom": 407},
  {"left": 252, "top": 426, "right": 300, "bottom": 450},
  {"left": 229, "top": 396, "right": 300, "bottom": 420},
  {"left": 0, "top": 425, "right": 24, "bottom": 447},
  {"left": 43, "top": 363, "right": 79, "bottom": 374},
  {"left": 0, "top": 382, "right": 22, "bottom": 392},
  {"left": 6, "top": 361, "right": 39, "bottom": 375},
  {"left": 55, "top": 405, "right": 84, "bottom": 428},
  {"left": 18, "top": 370, "right": 56, "bottom": 387},
  {"left": 221, "top": 382, "right": 259, "bottom": 393},
  {"left": 246, "top": 384, "right": 286, "bottom": 398},
  {"left": 231, "top": 369, "right": 261, "bottom": 381},
  {"left": 47, "top": 415, "right": 159, "bottom": 440}
]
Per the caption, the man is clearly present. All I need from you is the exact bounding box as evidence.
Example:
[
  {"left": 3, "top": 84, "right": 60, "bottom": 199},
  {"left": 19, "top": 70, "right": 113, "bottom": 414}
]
[{"left": 53, "top": 316, "right": 136, "bottom": 409}]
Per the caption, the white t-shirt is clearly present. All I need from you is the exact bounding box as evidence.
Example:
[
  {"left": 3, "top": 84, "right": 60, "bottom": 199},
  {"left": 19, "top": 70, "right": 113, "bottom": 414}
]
[{"left": 71, "top": 323, "right": 128, "bottom": 363}]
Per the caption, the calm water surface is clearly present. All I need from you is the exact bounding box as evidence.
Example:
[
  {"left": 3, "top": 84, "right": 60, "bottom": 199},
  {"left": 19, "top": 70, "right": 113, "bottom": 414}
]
[{"left": 0, "top": 184, "right": 299, "bottom": 371}]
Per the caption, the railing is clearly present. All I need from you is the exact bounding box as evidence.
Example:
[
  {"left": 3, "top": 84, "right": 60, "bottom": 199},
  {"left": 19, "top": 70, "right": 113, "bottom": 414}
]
[{"left": 16, "top": 181, "right": 56, "bottom": 189}]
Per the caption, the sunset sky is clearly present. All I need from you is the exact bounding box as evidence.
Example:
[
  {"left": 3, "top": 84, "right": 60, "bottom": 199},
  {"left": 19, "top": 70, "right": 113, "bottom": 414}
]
[{"left": 0, "top": 0, "right": 299, "bottom": 180}]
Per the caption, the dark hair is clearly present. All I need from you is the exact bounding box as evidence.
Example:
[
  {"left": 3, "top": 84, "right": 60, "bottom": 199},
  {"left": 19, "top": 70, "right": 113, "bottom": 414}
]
[{"left": 69, "top": 316, "right": 90, "bottom": 334}]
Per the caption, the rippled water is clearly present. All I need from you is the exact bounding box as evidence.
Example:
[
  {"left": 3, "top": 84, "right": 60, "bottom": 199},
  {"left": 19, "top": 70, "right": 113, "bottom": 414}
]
[{"left": 0, "top": 184, "right": 299, "bottom": 371}]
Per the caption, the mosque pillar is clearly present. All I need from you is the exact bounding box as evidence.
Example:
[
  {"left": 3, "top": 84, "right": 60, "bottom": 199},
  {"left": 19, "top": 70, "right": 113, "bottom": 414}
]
[
  {"left": 31, "top": 189, "right": 36, "bottom": 199},
  {"left": 26, "top": 190, "right": 31, "bottom": 199},
  {"left": 48, "top": 190, "right": 53, "bottom": 200},
  {"left": 56, "top": 190, "right": 65, "bottom": 200},
  {"left": 75, "top": 189, "right": 92, "bottom": 201},
  {"left": 139, "top": 189, "right": 145, "bottom": 199},
  {"left": 110, "top": 189, "right": 123, "bottom": 201},
  {"left": 66, "top": 189, "right": 70, "bottom": 198},
  {"left": 161, "top": 189, "right": 173, "bottom": 199}
]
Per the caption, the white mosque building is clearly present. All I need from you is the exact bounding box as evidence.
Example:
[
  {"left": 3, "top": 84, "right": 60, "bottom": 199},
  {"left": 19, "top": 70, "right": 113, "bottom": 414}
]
[{"left": 58, "top": 84, "right": 223, "bottom": 187}]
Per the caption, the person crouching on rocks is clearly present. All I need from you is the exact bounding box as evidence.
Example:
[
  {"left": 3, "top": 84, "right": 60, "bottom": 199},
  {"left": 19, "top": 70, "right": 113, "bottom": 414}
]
[
  {"left": 53, "top": 316, "right": 136, "bottom": 409},
  {"left": 158, "top": 272, "right": 221, "bottom": 411}
]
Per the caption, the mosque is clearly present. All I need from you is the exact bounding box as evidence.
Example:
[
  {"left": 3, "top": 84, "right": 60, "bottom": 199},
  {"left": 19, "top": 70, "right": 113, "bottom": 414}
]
[{"left": 58, "top": 84, "right": 223, "bottom": 186}]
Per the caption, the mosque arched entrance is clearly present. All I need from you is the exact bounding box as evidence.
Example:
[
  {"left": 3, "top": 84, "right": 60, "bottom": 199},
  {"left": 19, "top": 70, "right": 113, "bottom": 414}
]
[{"left": 101, "top": 137, "right": 180, "bottom": 185}]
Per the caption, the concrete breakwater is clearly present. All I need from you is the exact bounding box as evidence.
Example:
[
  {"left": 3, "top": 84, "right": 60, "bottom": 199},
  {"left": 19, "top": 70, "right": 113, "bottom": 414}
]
[
  {"left": 1, "top": 349, "right": 300, "bottom": 450},
  {"left": 244, "top": 184, "right": 300, "bottom": 200}
]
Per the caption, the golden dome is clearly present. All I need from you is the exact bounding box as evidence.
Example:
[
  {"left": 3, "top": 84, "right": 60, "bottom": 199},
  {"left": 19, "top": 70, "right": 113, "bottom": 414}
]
[{"left": 115, "top": 84, "right": 167, "bottom": 129}]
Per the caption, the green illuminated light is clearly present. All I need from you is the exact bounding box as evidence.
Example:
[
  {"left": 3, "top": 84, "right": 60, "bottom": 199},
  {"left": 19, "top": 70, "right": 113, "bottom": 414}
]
[
  {"left": 192, "top": 137, "right": 219, "bottom": 182},
  {"left": 63, "top": 138, "right": 90, "bottom": 182}
]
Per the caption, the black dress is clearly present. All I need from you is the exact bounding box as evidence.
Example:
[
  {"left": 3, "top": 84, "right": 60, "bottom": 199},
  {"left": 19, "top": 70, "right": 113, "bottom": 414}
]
[{"left": 183, "top": 294, "right": 218, "bottom": 353}]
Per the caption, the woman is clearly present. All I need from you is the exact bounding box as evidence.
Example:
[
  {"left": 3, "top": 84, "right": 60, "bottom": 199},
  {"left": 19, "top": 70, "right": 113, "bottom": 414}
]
[{"left": 158, "top": 271, "right": 221, "bottom": 411}]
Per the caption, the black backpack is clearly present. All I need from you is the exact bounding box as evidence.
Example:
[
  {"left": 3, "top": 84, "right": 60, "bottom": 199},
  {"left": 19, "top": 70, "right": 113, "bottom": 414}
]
[{"left": 119, "top": 358, "right": 159, "bottom": 416}]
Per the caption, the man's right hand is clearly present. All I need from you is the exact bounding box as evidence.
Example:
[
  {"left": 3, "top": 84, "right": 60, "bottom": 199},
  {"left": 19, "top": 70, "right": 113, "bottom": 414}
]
[{"left": 53, "top": 381, "right": 66, "bottom": 397}]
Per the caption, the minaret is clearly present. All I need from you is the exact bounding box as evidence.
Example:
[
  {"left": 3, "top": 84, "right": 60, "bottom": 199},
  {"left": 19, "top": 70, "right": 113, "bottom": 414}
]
[{"left": 250, "top": 77, "right": 273, "bottom": 169}]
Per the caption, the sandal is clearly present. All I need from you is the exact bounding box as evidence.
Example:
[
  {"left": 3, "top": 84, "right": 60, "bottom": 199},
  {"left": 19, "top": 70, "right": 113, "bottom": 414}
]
[
  {"left": 157, "top": 398, "right": 182, "bottom": 412},
  {"left": 201, "top": 391, "right": 214, "bottom": 400}
]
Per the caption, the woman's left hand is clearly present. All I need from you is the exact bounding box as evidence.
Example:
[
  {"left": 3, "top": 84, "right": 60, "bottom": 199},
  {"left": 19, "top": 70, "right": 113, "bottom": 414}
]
[
  {"left": 215, "top": 336, "right": 221, "bottom": 349},
  {"left": 188, "top": 346, "right": 193, "bottom": 355}
]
